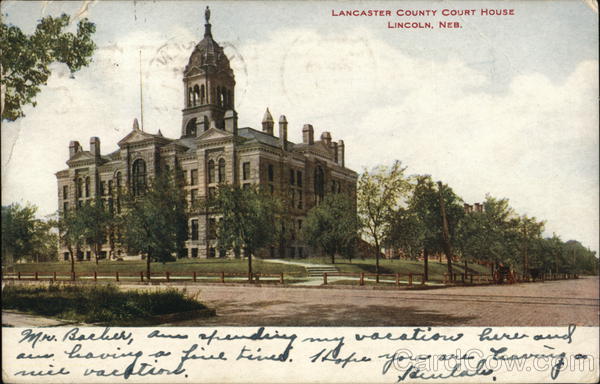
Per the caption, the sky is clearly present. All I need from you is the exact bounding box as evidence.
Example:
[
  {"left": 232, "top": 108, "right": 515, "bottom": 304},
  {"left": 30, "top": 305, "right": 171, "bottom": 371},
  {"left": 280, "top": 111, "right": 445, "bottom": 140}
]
[{"left": 1, "top": 0, "right": 598, "bottom": 253}]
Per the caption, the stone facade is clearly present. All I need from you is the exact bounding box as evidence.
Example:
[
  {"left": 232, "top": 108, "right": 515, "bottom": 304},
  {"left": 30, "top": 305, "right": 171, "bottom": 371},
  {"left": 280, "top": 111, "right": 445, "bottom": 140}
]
[{"left": 55, "top": 8, "right": 357, "bottom": 261}]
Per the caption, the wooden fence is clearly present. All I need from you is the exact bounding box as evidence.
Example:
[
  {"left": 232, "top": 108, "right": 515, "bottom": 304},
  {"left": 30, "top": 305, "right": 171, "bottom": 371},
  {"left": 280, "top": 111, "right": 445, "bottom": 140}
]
[
  {"left": 1, "top": 271, "right": 287, "bottom": 284},
  {"left": 443, "top": 272, "right": 579, "bottom": 285},
  {"left": 321, "top": 272, "right": 426, "bottom": 287}
]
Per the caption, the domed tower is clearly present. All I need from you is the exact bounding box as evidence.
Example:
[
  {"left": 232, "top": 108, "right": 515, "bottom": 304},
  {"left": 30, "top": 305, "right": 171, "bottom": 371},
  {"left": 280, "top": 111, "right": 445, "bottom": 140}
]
[{"left": 182, "top": 6, "right": 235, "bottom": 138}]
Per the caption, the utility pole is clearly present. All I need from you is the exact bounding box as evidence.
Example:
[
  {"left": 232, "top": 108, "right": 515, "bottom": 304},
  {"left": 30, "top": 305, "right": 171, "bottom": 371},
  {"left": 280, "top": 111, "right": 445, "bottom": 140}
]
[{"left": 437, "top": 181, "right": 453, "bottom": 277}]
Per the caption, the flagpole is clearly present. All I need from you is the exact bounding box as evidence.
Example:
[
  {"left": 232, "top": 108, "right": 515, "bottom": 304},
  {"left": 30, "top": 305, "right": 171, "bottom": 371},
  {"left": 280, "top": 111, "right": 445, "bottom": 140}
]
[{"left": 139, "top": 50, "right": 144, "bottom": 132}]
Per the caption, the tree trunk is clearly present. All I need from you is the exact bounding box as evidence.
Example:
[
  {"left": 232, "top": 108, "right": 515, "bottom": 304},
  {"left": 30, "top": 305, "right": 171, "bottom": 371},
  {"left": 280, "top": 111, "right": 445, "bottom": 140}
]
[
  {"left": 374, "top": 238, "right": 380, "bottom": 275},
  {"left": 69, "top": 245, "right": 75, "bottom": 281},
  {"left": 146, "top": 252, "right": 151, "bottom": 282},
  {"left": 331, "top": 252, "right": 335, "bottom": 264},
  {"left": 247, "top": 249, "right": 253, "bottom": 282},
  {"left": 437, "top": 182, "right": 453, "bottom": 276},
  {"left": 94, "top": 244, "right": 99, "bottom": 265},
  {"left": 423, "top": 247, "right": 429, "bottom": 281},
  {"left": 464, "top": 259, "right": 468, "bottom": 272}
]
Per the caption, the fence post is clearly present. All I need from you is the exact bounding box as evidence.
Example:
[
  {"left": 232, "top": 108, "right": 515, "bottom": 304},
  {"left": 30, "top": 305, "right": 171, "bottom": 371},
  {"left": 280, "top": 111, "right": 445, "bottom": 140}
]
[
  {"left": 408, "top": 273, "right": 413, "bottom": 287},
  {"left": 221, "top": 271, "right": 225, "bottom": 283},
  {"left": 166, "top": 271, "right": 170, "bottom": 282},
  {"left": 360, "top": 272, "right": 365, "bottom": 286},
  {"left": 94, "top": 271, "right": 97, "bottom": 282},
  {"left": 376, "top": 273, "right": 380, "bottom": 283},
  {"left": 116, "top": 271, "right": 119, "bottom": 282},
  {"left": 255, "top": 274, "right": 260, "bottom": 283},
  {"left": 17, "top": 272, "right": 21, "bottom": 280},
  {"left": 140, "top": 271, "right": 144, "bottom": 282},
  {"left": 279, "top": 273, "right": 284, "bottom": 284},
  {"left": 34, "top": 272, "right": 38, "bottom": 281},
  {"left": 53, "top": 271, "right": 57, "bottom": 282},
  {"left": 323, "top": 273, "right": 328, "bottom": 285},
  {"left": 395, "top": 273, "right": 400, "bottom": 286},
  {"left": 193, "top": 271, "right": 197, "bottom": 282},
  {"left": 71, "top": 271, "right": 76, "bottom": 281}
]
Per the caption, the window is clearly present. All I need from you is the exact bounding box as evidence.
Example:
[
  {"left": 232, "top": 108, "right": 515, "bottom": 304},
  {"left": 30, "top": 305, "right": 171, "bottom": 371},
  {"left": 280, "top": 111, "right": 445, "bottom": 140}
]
[
  {"left": 314, "top": 166, "right": 325, "bottom": 204},
  {"left": 242, "top": 162, "right": 250, "bottom": 180},
  {"left": 191, "top": 189, "right": 198, "bottom": 205},
  {"left": 63, "top": 202, "right": 69, "bottom": 212},
  {"left": 85, "top": 177, "right": 90, "bottom": 197},
  {"left": 190, "top": 169, "right": 198, "bottom": 185},
  {"left": 132, "top": 159, "right": 147, "bottom": 196},
  {"left": 116, "top": 172, "right": 122, "bottom": 191},
  {"left": 208, "top": 160, "right": 215, "bottom": 183},
  {"left": 208, "top": 218, "right": 217, "bottom": 240},
  {"left": 201, "top": 85, "right": 205, "bottom": 104},
  {"left": 290, "top": 169, "right": 295, "bottom": 185},
  {"left": 209, "top": 247, "right": 216, "bottom": 258},
  {"left": 63, "top": 185, "right": 68, "bottom": 200},
  {"left": 298, "top": 191, "right": 303, "bottom": 209},
  {"left": 100, "top": 181, "right": 106, "bottom": 196},
  {"left": 185, "top": 119, "right": 197, "bottom": 137},
  {"left": 268, "top": 164, "right": 274, "bottom": 182},
  {"left": 297, "top": 171, "right": 302, "bottom": 187},
  {"left": 191, "top": 219, "right": 199, "bottom": 240},
  {"left": 77, "top": 178, "right": 83, "bottom": 198},
  {"left": 218, "top": 159, "right": 226, "bottom": 183},
  {"left": 191, "top": 248, "right": 198, "bottom": 258},
  {"left": 108, "top": 180, "right": 113, "bottom": 195},
  {"left": 219, "top": 249, "right": 227, "bottom": 258}
]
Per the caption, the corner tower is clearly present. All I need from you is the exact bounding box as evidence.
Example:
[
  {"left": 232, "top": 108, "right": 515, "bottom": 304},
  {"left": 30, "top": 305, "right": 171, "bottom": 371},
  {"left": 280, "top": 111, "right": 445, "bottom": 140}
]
[{"left": 182, "top": 6, "right": 235, "bottom": 138}]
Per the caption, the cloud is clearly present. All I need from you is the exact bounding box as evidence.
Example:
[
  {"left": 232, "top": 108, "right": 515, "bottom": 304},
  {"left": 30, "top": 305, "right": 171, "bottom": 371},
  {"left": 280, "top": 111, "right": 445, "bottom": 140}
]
[{"left": 2, "top": 24, "right": 598, "bottom": 253}]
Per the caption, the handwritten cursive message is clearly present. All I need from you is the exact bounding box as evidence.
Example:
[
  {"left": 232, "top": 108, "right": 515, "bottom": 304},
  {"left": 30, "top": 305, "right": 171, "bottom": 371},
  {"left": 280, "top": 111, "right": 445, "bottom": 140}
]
[{"left": 3, "top": 326, "right": 598, "bottom": 383}]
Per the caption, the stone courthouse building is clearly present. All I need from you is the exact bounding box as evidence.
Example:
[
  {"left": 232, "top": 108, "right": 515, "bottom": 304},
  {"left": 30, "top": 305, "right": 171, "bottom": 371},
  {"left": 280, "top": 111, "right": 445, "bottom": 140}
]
[{"left": 55, "top": 7, "right": 357, "bottom": 261}]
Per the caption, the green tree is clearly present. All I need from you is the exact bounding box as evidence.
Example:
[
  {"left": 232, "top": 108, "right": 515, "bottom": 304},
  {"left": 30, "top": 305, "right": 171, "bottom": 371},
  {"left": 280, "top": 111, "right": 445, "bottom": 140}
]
[
  {"left": 357, "top": 160, "right": 411, "bottom": 274},
  {"left": 57, "top": 208, "right": 87, "bottom": 279},
  {"left": 409, "top": 176, "right": 463, "bottom": 280},
  {"left": 1, "top": 14, "right": 96, "bottom": 120},
  {"left": 77, "top": 198, "right": 113, "bottom": 265},
  {"left": 517, "top": 215, "right": 545, "bottom": 276},
  {"left": 208, "top": 184, "right": 279, "bottom": 281},
  {"left": 30, "top": 217, "right": 58, "bottom": 262},
  {"left": 386, "top": 206, "right": 426, "bottom": 260},
  {"left": 303, "top": 194, "right": 359, "bottom": 264},
  {"left": 1, "top": 202, "right": 37, "bottom": 266},
  {"left": 121, "top": 170, "right": 187, "bottom": 280}
]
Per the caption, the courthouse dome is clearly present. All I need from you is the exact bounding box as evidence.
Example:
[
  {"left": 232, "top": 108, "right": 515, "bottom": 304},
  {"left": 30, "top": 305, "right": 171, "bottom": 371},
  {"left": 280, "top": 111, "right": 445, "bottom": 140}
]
[{"left": 184, "top": 6, "right": 233, "bottom": 77}]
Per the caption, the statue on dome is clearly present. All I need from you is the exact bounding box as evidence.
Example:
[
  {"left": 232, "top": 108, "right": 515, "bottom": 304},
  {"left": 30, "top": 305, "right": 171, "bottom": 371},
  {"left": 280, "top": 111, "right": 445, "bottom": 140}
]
[{"left": 205, "top": 6, "right": 210, "bottom": 23}]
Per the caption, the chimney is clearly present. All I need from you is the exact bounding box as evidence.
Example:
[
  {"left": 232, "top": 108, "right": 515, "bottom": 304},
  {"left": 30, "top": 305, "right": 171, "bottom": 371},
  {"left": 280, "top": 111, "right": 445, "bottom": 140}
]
[
  {"left": 69, "top": 141, "right": 81, "bottom": 158},
  {"left": 261, "top": 108, "right": 274, "bottom": 135},
  {"left": 279, "top": 115, "right": 288, "bottom": 150},
  {"left": 224, "top": 110, "right": 238, "bottom": 135},
  {"left": 320, "top": 131, "right": 332, "bottom": 146},
  {"left": 337, "top": 140, "right": 345, "bottom": 167},
  {"left": 302, "top": 124, "right": 314, "bottom": 144},
  {"left": 90, "top": 137, "right": 100, "bottom": 159}
]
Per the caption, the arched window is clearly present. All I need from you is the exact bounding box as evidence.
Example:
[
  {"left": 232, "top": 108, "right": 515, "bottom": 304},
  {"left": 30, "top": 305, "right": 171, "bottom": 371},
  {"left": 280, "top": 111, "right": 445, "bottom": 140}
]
[
  {"left": 314, "top": 166, "right": 325, "bottom": 204},
  {"left": 187, "top": 87, "right": 192, "bottom": 107},
  {"left": 200, "top": 84, "right": 205, "bottom": 104},
  {"left": 207, "top": 160, "right": 215, "bottom": 183},
  {"left": 218, "top": 159, "right": 226, "bottom": 183},
  {"left": 216, "top": 86, "right": 222, "bottom": 106},
  {"left": 193, "top": 85, "right": 200, "bottom": 106},
  {"left": 77, "top": 178, "right": 83, "bottom": 198},
  {"left": 85, "top": 177, "right": 90, "bottom": 197},
  {"left": 185, "top": 118, "right": 197, "bottom": 137},
  {"left": 227, "top": 90, "right": 232, "bottom": 108},
  {"left": 132, "top": 159, "right": 147, "bottom": 196}
]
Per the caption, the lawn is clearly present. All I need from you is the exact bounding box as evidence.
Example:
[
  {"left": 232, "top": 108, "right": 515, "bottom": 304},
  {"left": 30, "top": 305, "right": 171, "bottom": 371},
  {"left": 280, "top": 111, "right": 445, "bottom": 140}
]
[
  {"left": 10, "top": 258, "right": 306, "bottom": 276},
  {"left": 302, "top": 257, "right": 490, "bottom": 282},
  {"left": 2, "top": 283, "right": 211, "bottom": 325}
]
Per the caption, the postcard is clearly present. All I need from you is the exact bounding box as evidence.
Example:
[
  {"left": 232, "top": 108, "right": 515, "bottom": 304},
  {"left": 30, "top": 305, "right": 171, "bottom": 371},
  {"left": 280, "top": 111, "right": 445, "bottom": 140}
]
[{"left": 1, "top": 0, "right": 598, "bottom": 383}]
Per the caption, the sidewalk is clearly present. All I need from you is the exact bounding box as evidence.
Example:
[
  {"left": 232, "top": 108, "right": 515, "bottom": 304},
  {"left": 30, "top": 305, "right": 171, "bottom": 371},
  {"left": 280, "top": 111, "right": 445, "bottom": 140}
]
[{"left": 2, "top": 310, "right": 80, "bottom": 327}]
